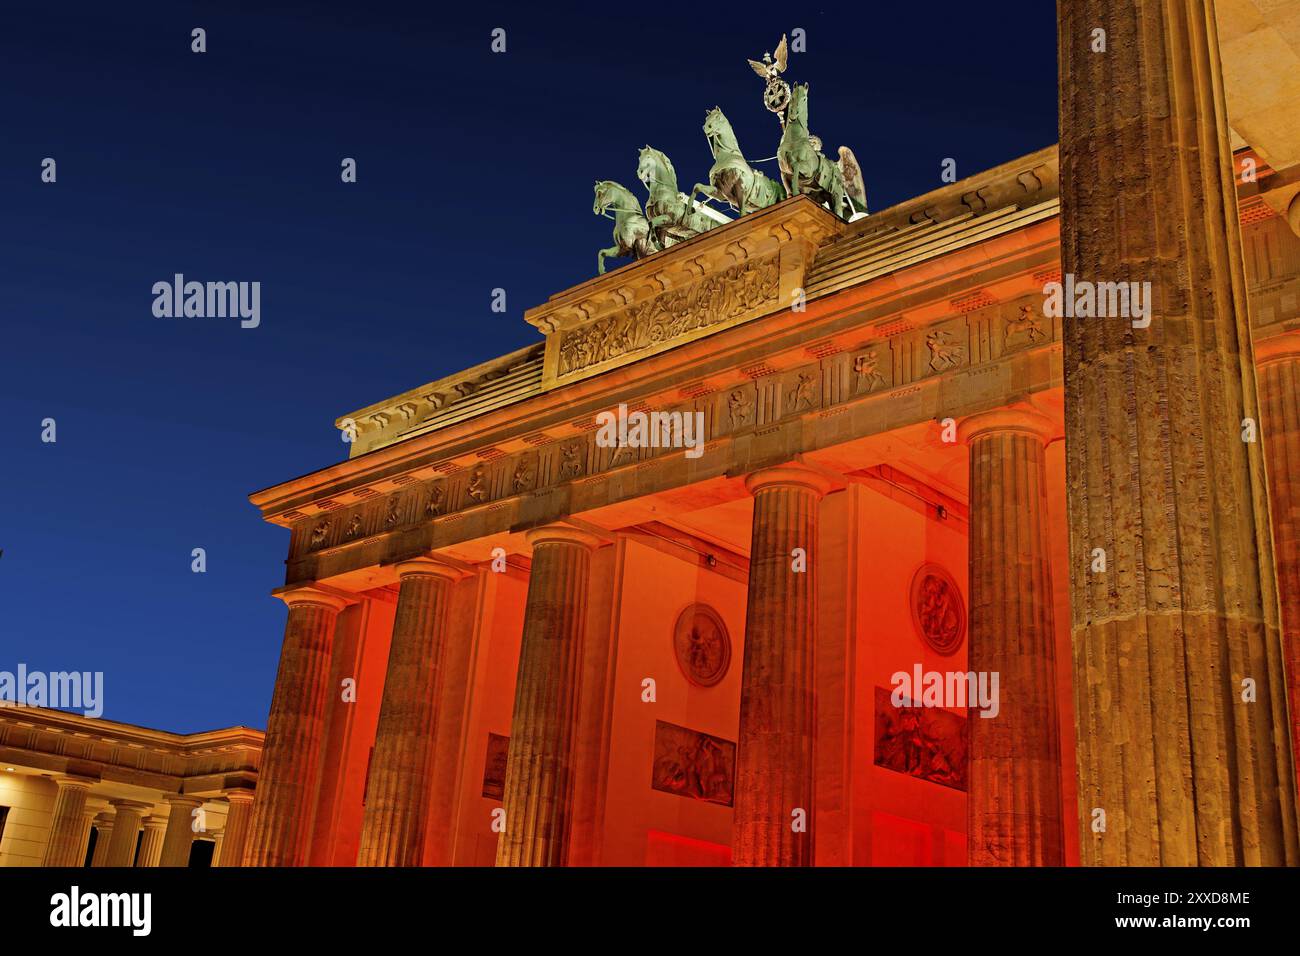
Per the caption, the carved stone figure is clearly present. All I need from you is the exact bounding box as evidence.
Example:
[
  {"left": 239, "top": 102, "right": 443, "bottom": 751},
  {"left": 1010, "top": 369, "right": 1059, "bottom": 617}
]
[
  {"left": 854, "top": 350, "right": 886, "bottom": 391},
  {"left": 466, "top": 467, "right": 488, "bottom": 503},
  {"left": 344, "top": 513, "right": 362, "bottom": 539},
  {"left": 651, "top": 720, "right": 736, "bottom": 806},
  {"left": 728, "top": 388, "right": 754, "bottom": 426},
  {"left": 512, "top": 457, "right": 534, "bottom": 493},
  {"left": 310, "top": 519, "right": 329, "bottom": 550},
  {"left": 637, "top": 146, "right": 720, "bottom": 249},
  {"left": 673, "top": 604, "right": 731, "bottom": 687},
  {"left": 926, "top": 329, "right": 965, "bottom": 371},
  {"left": 873, "top": 687, "right": 968, "bottom": 791},
  {"left": 787, "top": 371, "right": 816, "bottom": 410},
  {"left": 1006, "top": 303, "right": 1046, "bottom": 344},
  {"left": 687, "top": 107, "right": 784, "bottom": 217},
  {"left": 557, "top": 255, "right": 780, "bottom": 378},
  {"left": 559, "top": 442, "right": 583, "bottom": 480},
  {"left": 384, "top": 495, "right": 401, "bottom": 527},
  {"left": 909, "top": 564, "right": 966, "bottom": 655},
  {"left": 594, "top": 180, "right": 661, "bottom": 275},
  {"left": 425, "top": 483, "right": 445, "bottom": 517}
]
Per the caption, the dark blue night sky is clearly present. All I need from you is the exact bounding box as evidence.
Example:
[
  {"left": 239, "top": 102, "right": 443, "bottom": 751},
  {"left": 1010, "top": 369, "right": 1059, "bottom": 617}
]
[{"left": 0, "top": 2, "right": 1057, "bottom": 733}]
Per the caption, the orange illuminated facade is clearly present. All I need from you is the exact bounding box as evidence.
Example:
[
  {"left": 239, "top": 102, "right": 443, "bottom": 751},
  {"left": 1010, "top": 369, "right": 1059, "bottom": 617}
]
[{"left": 235, "top": 130, "right": 1300, "bottom": 866}]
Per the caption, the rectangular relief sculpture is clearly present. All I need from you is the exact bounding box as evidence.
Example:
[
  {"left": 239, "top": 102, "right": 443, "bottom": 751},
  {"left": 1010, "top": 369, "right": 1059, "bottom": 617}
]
[
  {"left": 873, "top": 686, "right": 968, "bottom": 791},
  {"left": 650, "top": 720, "right": 736, "bottom": 806}
]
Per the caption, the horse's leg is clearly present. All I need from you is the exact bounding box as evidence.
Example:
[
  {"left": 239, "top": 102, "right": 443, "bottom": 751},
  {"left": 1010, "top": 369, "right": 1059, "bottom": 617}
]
[{"left": 598, "top": 244, "right": 621, "bottom": 275}]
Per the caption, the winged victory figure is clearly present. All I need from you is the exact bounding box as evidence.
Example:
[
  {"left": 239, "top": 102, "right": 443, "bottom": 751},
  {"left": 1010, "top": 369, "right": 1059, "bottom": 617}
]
[{"left": 837, "top": 145, "right": 869, "bottom": 216}]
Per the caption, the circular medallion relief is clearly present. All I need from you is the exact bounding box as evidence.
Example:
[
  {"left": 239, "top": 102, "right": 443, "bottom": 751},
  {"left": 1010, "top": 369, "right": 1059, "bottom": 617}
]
[
  {"left": 672, "top": 604, "right": 731, "bottom": 687},
  {"left": 909, "top": 564, "right": 966, "bottom": 656}
]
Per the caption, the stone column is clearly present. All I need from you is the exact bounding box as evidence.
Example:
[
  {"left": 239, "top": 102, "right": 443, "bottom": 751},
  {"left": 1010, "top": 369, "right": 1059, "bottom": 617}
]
[
  {"left": 159, "top": 795, "right": 203, "bottom": 868},
  {"left": 358, "top": 558, "right": 466, "bottom": 866},
  {"left": 496, "top": 524, "right": 601, "bottom": 867},
  {"left": 136, "top": 815, "right": 168, "bottom": 867},
  {"left": 961, "top": 409, "right": 1064, "bottom": 866},
  {"left": 216, "top": 789, "right": 255, "bottom": 868},
  {"left": 244, "top": 586, "right": 348, "bottom": 866},
  {"left": 40, "top": 776, "right": 95, "bottom": 867},
  {"left": 733, "top": 464, "right": 831, "bottom": 867},
  {"left": 75, "top": 807, "right": 98, "bottom": 866},
  {"left": 103, "top": 800, "right": 150, "bottom": 867},
  {"left": 210, "top": 830, "right": 225, "bottom": 866},
  {"left": 89, "top": 812, "right": 114, "bottom": 868},
  {"left": 1059, "top": 1, "right": 1298, "bottom": 864},
  {"left": 1257, "top": 332, "right": 1300, "bottom": 786}
]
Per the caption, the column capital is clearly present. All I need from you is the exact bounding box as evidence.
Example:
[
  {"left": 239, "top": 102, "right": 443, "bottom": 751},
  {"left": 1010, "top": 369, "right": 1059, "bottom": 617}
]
[
  {"left": 142, "top": 815, "right": 168, "bottom": 830},
  {"left": 163, "top": 794, "right": 204, "bottom": 809},
  {"left": 394, "top": 555, "right": 471, "bottom": 581},
  {"left": 52, "top": 774, "right": 97, "bottom": 791},
  {"left": 524, "top": 522, "right": 603, "bottom": 551},
  {"left": 957, "top": 407, "right": 1058, "bottom": 445},
  {"left": 221, "top": 788, "right": 256, "bottom": 806},
  {"left": 272, "top": 584, "right": 350, "bottom": 612},
  {"left": 108, "top": 799, "right": 153, "bottom": 812},
  {"left": 743, "top": 463, "right": 835, "bottom": 498},
  {"left": 1255, "top": 331, "right": 1300, "bottom": 366}
]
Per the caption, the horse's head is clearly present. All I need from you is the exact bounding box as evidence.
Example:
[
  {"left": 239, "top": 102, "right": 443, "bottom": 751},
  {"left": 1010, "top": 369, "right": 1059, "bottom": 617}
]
[
  {"left": 702, "top": 107, "right": 735, "bottom": 155},
  {"left": 787, "top": 82, "right": 809, "bottom": 127},
  {"left": 637, "top": 146, "right": 677, "bottom": 191},
  {"left": 594, "top": 180, "right": 632, "bottom": 215}
]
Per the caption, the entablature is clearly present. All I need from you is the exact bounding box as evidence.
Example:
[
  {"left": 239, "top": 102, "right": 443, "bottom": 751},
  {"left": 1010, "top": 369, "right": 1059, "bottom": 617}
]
[{"left": 253, "top": 219, "right": 1064, "bottom": 585}]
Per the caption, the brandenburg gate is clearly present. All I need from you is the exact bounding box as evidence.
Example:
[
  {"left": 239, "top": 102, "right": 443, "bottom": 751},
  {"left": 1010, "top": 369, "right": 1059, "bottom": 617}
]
[{"left": 238, "top": 4, "right": 1300, "bottom": 867}]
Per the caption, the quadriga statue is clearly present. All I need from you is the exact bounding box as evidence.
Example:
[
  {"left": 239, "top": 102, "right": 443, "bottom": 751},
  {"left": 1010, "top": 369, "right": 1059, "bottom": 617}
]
[
  {"left": 637, "top": 146, "right": 721, "bottom": 248},
  {"left": 593, "top": 179, "right": 661, "bottom": 275},
  {"left": 687, "top": 107, "right": 785, "bottom": 217},
  {"left": 777, "top": 82, "right": 868, "bottom": 220}
]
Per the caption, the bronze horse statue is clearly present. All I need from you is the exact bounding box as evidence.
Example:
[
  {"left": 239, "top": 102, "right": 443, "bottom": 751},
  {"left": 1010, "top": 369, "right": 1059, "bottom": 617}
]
[
  {"left": 593, "top": 180, "right": 661, "bottom": 274},
  {"left": 637, "top": 145, "right": 721, "bottom": 248},
  {"left": 777, "top": 83, "right": 867, "bottom": 220},
  {"left": 687, "top": 107, "right": 784, "bottom": 216}
]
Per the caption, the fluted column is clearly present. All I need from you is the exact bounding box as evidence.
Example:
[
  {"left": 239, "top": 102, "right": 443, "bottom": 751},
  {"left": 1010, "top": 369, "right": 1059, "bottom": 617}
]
[
  {"left": 216, "top": 789, "right": 255, "bottom": 868},
  {"left": 733, "top": 464, "right": 831, "bottom": 867},
  {"left": 1257, "top": 332, "right": 1300, "bottom": 787},
  {"left": 75, "top": 807, "right": 98, "bottom": 866},
  {"left": 40, "top": 776, "right": 95, "bottom": 867},
  {"left": 159, "top": 795, "right": 203, "bottom": 868},
  {"left": 244, "top": 586, "right": 348, "bottom": 866},
  {"left": 1060, "top": 1, "right": 1298, "bottom": 864},
  {"left": 104, "top": 800, "right": 150, "bottom": 867},
  {"left": 496, "top": 524, "right": 601, "bottom": 867},
  {"left": 136, "top": 815, "right": 167, "bottom": 867},
  {"left": 961, "top": 409, "right": 1064, "bottom": 865},
  {"left": 89, "top": 812, "right": 114, "bottom": 867},
  {"left": 358, "top": 558, "right": 466, "bottom": 866}
]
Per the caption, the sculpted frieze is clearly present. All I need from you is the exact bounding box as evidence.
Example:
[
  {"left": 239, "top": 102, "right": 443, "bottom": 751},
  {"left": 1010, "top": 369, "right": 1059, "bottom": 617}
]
[
  {"left": 853, "top": 349, "right": 887, "bottom": 393},
  {"left": 556, "top": 254, "right": 780, "bottom": 380},
  {"left": 289, "top": 307, "right": 1057, "bottom": 561}
]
